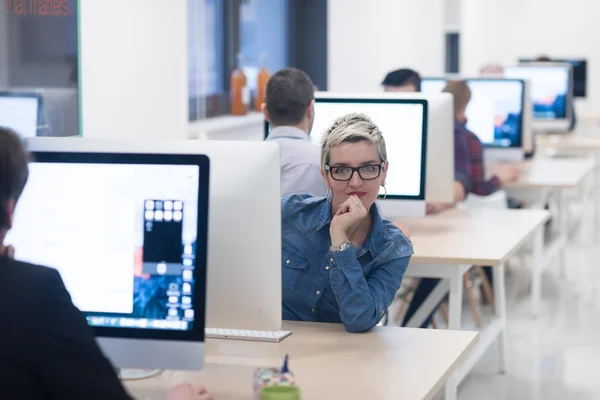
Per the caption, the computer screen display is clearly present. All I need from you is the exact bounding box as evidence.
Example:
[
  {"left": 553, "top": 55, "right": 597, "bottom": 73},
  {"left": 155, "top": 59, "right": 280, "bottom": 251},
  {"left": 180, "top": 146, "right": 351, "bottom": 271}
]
[
  {"left": 5, "top": 153, "right": 209, "bottom": 336},
  {"left": 503, "top": 65, "right": 570, "bottom": 120},
  {"left": 520, "top": 58, "right": 586, "bottom": 98},
  {"left": 313, "top": 98, "right": 426, "bottom": 199},
  {"left": 0, "top": 92, "right": 40, "bottom": 138},
  {"left": 421, "top": 78, "right": 525, "bottom": 148},
  {"left": 263, "top": 98, "right": 427, "bottom": 200}
]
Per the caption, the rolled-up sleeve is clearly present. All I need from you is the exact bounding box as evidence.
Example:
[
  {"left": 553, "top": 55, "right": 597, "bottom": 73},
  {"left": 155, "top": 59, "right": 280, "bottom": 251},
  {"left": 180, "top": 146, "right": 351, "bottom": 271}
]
[{"left": 328, "top": 246, "right": 411, "bottom": 333}]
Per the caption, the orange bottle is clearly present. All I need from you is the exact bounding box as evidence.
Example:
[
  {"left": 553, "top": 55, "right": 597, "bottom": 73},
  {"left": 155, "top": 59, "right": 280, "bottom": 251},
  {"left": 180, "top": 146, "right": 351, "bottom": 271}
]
[
  {"left": 231, "top": 53, "right": 249, "bottom": 115},
  {"left": 254, "top": 52, "right": 270, "bottom": 111}
]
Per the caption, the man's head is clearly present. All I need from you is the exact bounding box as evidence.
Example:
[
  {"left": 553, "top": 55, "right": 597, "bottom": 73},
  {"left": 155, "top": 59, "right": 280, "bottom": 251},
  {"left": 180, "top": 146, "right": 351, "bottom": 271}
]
[
  {"left": 0, "top": 128, "right": 29, "bottom": 242},
  {"left": 480, "top": 63, "right": 504, "bottom": 76},
  {"left": 443, "top": 80, "right": 471, "bottom": 121},
  {"left": 382, "top": 69, "right": 421, "bottom": 92},
  {"left": 262, "top": 67, "right": 315, "bottom": 133}
]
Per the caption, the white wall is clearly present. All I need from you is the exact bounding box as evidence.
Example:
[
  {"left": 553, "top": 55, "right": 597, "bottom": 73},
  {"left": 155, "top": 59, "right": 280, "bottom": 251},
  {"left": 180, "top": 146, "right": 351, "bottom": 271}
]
[
  {"left": 461, "top": 0, "right": 599, "bottom": 116},
  {"left": 327, "top": 0, "right": 445, "bottom": 92},
  {"left": 444, "top": 0, "right": 460, "bottom": 32},
  {"left": 79, "top": 0, "right": 188, "bottom": 139}
]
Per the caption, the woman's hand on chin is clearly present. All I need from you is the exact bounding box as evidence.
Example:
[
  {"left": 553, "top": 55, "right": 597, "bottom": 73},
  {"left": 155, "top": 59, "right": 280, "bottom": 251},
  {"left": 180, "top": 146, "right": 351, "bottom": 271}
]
[{"left": 330, "top": 195, "right": 368, "bottom": 246}]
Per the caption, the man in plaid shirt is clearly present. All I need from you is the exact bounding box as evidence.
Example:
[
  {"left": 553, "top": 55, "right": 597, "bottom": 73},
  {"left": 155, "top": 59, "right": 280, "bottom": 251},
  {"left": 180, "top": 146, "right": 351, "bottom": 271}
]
[{"left": 402, "top": 80, "right": 519, "bottom": 328}]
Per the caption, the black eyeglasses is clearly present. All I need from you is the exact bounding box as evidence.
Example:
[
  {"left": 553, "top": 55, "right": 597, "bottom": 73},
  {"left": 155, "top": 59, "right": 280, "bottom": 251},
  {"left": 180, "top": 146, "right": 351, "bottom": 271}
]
[{"left": 325, "top": 162, "right": 385, "bottom": 181}]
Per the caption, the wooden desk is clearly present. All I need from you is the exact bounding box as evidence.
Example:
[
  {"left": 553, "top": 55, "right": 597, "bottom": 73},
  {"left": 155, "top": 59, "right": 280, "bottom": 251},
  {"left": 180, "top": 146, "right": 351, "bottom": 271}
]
[
  {"left": 488, "top": 157, "right": 596, "bottom": 278},
  {"left": 125, "top": 322, "right": 479, "bottom": 400},
  {"left": 396, "top": 208, "right": 550, "bottom": 400},
  {"left": 404, "top": 208, "right": 549, "bottom": 266},
  {"left": 488, "top": 157, "right": 595, "bottom": 189},
  {"left": 537, "top": 133, "right": 600, "bottom": 152}
]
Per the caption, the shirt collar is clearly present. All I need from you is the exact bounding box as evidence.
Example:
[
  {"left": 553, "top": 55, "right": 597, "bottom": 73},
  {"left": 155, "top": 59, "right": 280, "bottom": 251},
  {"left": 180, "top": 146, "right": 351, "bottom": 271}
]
[
  {"left": 455, "top": 118, "right": 468, "bottom": 130},
  {"left": 266, "top": 126, "right": 310, "bottom": 141},
  {"left": 314, "top": 198, "right": 385, "bottom": 254}
]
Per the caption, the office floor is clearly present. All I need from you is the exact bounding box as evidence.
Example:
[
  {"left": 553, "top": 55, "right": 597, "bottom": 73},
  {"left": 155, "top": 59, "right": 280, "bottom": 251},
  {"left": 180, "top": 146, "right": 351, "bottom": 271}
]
[{"left": 454, "top": 204, "right": 600, "bottom": 400}]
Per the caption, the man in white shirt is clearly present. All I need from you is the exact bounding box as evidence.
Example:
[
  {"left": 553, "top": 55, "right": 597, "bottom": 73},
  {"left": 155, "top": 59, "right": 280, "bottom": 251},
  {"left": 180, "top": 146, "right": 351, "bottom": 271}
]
[{"left": 262, "top": 68, "right": 326, "bottom": 197}]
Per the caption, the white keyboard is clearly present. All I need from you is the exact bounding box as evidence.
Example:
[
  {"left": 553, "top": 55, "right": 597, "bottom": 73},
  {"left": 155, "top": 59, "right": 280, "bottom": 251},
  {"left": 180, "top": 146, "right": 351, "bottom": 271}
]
[{"left": 205, "top": 328, "right": 293, "bottom": 343}]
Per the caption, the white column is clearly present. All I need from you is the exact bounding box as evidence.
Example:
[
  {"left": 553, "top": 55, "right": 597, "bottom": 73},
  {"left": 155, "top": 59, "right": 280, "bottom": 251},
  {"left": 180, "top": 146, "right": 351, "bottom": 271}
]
[
  {"left": 79, "top": 0, "right": 189, "bottom": 139},
  {"left": 461, "top": 0, "right": 599, "bottom": 116},
  {"left": 327, "top": 0, "right": 445, "bottom": 92}
]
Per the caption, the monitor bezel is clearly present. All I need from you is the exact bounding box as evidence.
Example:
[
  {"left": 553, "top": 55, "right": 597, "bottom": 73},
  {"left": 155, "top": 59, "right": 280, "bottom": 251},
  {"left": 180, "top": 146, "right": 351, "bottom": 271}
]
[
  {"left": 266, "top": 96, "right": 428, "bottom": 201},
  {"left": 29, "top": 151, "right": 210, "bottom": 342},
  {"left": 0, "top": 91, "right": 43, "bottom": 137},
  {"left": 503, "top": 63, "right": 573, "bottom": 124},
  {"left": 519, "top": 58, "right": 587, "bottom": 98},
  {"left": 421, "top": 77, "right": 526, "bottom": 149}
]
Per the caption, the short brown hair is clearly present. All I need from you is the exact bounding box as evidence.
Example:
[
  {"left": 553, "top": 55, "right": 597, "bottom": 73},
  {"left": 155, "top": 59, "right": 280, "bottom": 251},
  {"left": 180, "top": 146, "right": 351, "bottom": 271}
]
[
  {"left": 443, "top": 80, "right": 472, "bottom": 117},
  {"left": 0, "top": 128, "right": 29, "bottom": 228},
  {"left": 266, "top": 67, "right": 315, "bottom": 126}
]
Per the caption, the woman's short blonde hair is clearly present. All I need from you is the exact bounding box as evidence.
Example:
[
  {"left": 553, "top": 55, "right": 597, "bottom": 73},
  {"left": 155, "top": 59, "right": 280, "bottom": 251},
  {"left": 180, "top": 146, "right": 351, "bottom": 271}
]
[
  {"left": 320, "top": 113, "right": 387, "bottom": 170},
  {"left": 443, "top": 80, "right": 472, "bottom": 117}
]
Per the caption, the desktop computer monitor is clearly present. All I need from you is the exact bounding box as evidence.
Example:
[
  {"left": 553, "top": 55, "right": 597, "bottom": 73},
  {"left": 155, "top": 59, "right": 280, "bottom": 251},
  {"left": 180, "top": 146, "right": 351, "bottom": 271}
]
[
  {"left": 264, "top": 93, "right": 451, "bottom": 206},
  {"left": 26, "top": 138, "right": 282, "bottom": 332},
  {"left": 0, "top": 91, "right": 42, "bottom": 138},
  {"left": 5, "top": 150, "right": 210, "bottom": 371},
  {"left": 280, "top": 93, "right": 428, "bottom": 217},
  {"left": 520, "top": 58, "right": 587, "bottom": 98},
  {"left": 503, "top": 63, "right": 573, "bottom": 132},
  {"left": 421, "top": 77, "right": 531, "bottom": 160}
]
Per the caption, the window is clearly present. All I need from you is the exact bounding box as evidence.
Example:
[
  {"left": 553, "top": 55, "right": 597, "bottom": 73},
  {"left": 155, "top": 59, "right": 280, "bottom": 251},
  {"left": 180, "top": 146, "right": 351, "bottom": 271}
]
[
  {"left": 445, "top": 33, "right": 460, "bottom": 74},
  {"left": 239, "top": 0, "right": 289, "bottom": 94},
  {"left": 188, "top": 0, "right": 292, "bottom": 121},
  {"left": 188, "top": 0, "right": 226, "bottom": 121},
  {"left": 1, "top": 0, "right": 79, "bottom": 137}
]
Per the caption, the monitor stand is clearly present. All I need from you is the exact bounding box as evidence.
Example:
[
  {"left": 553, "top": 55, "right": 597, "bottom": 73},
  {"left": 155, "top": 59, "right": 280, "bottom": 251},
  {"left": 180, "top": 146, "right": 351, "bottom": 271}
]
[{"left": 117, "top": 369, "right": 163, "bottom": 381}]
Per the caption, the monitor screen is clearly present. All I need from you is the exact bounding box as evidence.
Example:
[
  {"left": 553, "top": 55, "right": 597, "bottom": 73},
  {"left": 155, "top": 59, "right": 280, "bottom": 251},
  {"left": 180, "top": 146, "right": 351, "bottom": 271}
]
[
  {"left": 520, "top": 58, "right": 586, "bottom": 98},
  {"left": 0, "top": 92, "right": 40, "bottom": 138},
  {"left": 313, "top": 98, "right": 426, "bottom": 199},
  {"left": 503, "top": 65, "right": 570, "bottom": 120},
  {"left": 263, "top": 98, "right": 427, "bottom": 200},
  {"left": 421, "top": 78, "right": 525, "bottom": 148},
  {"left": 5, "top": 153, "right": 209, "bottom": 337}
]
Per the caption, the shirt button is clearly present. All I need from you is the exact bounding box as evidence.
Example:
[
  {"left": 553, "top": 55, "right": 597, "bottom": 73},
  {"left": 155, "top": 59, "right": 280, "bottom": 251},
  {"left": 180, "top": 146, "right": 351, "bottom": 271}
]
[
  {"left": 316, "top": 290, "right": 320, "bottom": 295},
  {"left": 330, "top": 258, "right": 334, "bottom": 262},
  {"left": 325, "top": 266, "right": 330, "bottom": 270},
  {"left": 311, "top": 308, "right": 315, "bottom": 312},
  {"left": 285, "top": 260, "right": 290, "bottom": 264}
]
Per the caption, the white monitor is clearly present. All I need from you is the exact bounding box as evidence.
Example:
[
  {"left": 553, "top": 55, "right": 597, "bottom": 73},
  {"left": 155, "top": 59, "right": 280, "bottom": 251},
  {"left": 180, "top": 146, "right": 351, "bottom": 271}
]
[
  {"left": 5, "top": 150, "right": 210, "bottom": 371},
  {"left": 503, "top": 63, "right": 573, "bottom": 132},
  {"left": 0, "top": 91, "right": 41, "bottom": 138},
  {"left": 25, "top": 137, "right": 282, "bottom": 333},
  {"left": 422, "top": 77, "right": 531, "bottom": 161},
  {"left": 307, "top": 93, "right": 428, "bottom": 218}
]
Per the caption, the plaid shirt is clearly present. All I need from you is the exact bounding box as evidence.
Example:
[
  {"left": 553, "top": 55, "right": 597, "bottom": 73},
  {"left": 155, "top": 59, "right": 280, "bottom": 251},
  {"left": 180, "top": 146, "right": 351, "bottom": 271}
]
[{"left": 455, "top": 121, "right": 500, "bottom": 196}]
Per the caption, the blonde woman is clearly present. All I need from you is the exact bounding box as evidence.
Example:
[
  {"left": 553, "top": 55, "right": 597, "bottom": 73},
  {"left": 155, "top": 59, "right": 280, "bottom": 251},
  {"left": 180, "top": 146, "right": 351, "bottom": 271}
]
[{"left": 281, "top": 113, "right": 413, "bottom": 333}]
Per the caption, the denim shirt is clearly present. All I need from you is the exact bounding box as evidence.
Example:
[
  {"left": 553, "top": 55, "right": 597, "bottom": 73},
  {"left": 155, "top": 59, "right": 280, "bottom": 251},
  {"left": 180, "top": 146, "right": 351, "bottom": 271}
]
[{"left": 281, "top": 194, "right": 414, "bottom": 333}]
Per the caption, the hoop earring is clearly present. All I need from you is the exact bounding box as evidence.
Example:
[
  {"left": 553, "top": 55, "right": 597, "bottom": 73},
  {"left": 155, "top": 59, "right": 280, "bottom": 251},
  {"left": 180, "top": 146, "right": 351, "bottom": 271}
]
[
  {"left": 326, "top": 187, "right": 333, "bottom": 203},
  {"left": 378, "top": 183, "right": 387, "bottom": 200}
]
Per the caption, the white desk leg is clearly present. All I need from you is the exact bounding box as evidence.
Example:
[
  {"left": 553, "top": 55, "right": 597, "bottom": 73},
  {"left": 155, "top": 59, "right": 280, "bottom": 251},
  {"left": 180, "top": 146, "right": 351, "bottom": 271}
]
[
  {"left": 444, "top": 266, "right": 464, "bottom": 400},
  {"left": 448, "top": 265, "right": 464, "bottom": 330},
  {"left": 557, "top": 189, "right": 567, "bottom": 278},
  {"left": 531, "top": 225, "right": 544, "bottom": 317},
  {"left": 493, "top": 264, "right": 508, "bottom": 373}
]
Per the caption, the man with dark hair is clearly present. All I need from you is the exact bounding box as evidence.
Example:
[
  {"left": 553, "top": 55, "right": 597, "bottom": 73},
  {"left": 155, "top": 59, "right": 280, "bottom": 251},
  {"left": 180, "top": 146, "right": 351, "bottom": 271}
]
[
  {"left": 0, "top": 128, "right": 211, "bottom": 400},
  {"left": 263, "top": 67, "right": 326, "bottom": 197},
  {"left": 381, "top": 68, "right": 422, "bottom": 92}
]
